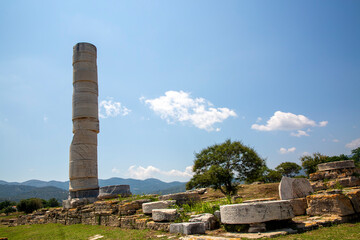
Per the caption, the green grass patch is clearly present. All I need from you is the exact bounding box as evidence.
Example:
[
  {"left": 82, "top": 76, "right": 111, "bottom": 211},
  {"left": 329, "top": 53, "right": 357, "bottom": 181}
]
[
  {"left": 0, "top": 223, "right": 167, "bottom": 240},
  {"left": 117, "top": 194, "right": 159, "bottom": 203},
  {"left": 274, "top": 222, "right": 360, "bottom": 240}
]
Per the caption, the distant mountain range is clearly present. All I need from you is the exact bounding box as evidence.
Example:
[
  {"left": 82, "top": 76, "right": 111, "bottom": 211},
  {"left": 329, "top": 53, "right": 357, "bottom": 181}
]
[{"left": 0, "top": 178, "right": 186, "bottom": 202}]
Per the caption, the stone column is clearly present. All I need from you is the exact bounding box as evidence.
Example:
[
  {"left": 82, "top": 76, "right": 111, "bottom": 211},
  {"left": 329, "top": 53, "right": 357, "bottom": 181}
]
[{"left": 69, "top": 42, "right": 99, "bottom": 199}]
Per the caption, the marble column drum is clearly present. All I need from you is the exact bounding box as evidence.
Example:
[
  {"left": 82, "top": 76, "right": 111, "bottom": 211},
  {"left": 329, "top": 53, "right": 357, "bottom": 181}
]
[{"left": 69, "top": 42, "right": 99, "bottom": 198}]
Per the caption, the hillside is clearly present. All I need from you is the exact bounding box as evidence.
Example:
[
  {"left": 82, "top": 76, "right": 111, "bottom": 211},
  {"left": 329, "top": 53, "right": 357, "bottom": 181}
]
[
  {"left": 0, "top": 185, "right": 68, "bottom": 202},
  {"left": 0, "top": 178, "right": 186, "bottom": 201}
]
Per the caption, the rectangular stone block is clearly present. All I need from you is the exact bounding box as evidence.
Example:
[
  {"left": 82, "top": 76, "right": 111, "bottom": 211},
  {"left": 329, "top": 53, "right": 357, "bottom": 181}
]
[
  {"left": 306, "top": 193, "right": 355, "bottom": 216},
  {"left": 142, "top": 200, "right": 176, "bottom": 214},
  {"left": 318, "top": 160, "right": 355, "bottom": 171},
  {"left": 289, "top": 198, "right": 307, "bottom": 216},
  {"left": 152, "top": 209, "right": 179, "bottom": 222},
  {"left": 346, "top": 189, "right": 360, "bottom": 213},
  {"left": 71, "top": 131, "right": 97, "bottom": 145},
  {"left": 170, "top": 222, "right": 206, "bottom": 235},
  {"left": 158, "top": 192, "right": 200, "bottom": 205},
  {"left": 220, "top": 200, "right": 294, "bottom": 224}
]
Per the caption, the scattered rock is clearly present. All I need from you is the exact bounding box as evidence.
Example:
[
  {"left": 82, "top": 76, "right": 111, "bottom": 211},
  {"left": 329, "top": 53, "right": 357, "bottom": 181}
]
[
  {"left": 88, "top": 234, "right": 103, "bottom": 240},
  {"left": 142, "top": 200, "right": 176, "bottom": 214},
  {"left": 251, "top": 181, "right": 263, "bottom": 185},
  {"left": 345, "top": 188, "right": 360, "bottom": 213},
  {"left": 146, "top": 221, "right": 171, "bottom": 231},
  {"left": 213, "top": 210, "right": 221, "bottom": 222},
  {"left": 279, "top": 177, "right": 313, "bottom": 200},
  {"left": 189, "top": 213, "right": 219, "bottom": 230},
  {"left": 306, "top": 193, "right": 355, "bottom": 216},
  {"left": 98, "top": 185, "right": 131, "bottom": 200},
  {"left": 159, "top": 192, "right": 201, "bottom": 205},
  {"left": 289, "top": 198, "right": 307, "bottom": 216},
  {"left": 152, "top": 209, "right": 179, "bottom": 222},
  {"left": 170, "top": 222, "right": 206, "bottom": 235}
]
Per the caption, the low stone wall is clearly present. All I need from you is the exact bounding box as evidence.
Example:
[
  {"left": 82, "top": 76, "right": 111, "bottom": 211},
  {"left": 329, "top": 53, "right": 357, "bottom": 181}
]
[
  {"left": 309, "top": 160, "right": 360, "bottom": 191},
  {"left": 0, "top": 199, "right": 170, "bottom": 230}
]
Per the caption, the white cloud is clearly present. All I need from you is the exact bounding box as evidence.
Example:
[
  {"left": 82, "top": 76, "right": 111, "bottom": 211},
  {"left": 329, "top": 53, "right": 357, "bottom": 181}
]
[
  {"left": 251, "top": 111, "right": 328, "bottom": 134},
  {"left": 99, "top": 99, "right": 130, "bottom": 118},
  {"left": 256, "top": 117, "right": 262, "bottom": 123},
  {"left": 143, "top": 91, "right": 237, "bottom": 131},
  {"left": 112, "top": 167, "right": 121, "bottom": 174},
  {"left": 319, "top": 121, "right": 328, "bottom": 127},
  {"left": 43, "top": 115, "right": 48, "bottom": 123},
  {"left": 279, "top": 147, "right": 296, "bottom": 154},
  {"left": 346, "top": 138, "right": 360, "bottom": 149},
  {"left": 127, "top": 165, "right": 193, "bottom": 181},
  {"left": 302, "top": 152, "right": 311, "bottom": 156},
  {"left": 290, "top": 130, "right": 309, "bottom": 137},
  {"left": 332, "top": 139, "right": 340, "bottom": 143}
]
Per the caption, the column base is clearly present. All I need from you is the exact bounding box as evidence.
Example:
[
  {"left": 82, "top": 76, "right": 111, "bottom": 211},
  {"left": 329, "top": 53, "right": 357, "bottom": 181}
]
[{"left": 69, "top": 188, "right": 99, "bottom": 198}]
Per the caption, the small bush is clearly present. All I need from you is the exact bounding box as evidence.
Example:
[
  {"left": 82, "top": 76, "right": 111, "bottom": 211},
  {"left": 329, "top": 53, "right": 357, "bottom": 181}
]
[
  {"left": 0, "top": 200, "right": 16, "bottom": 211},
  {"left": 2, "top": 206, "right": 16, "bottom": 215},
  {"left": 45, "top": 198, "right": 60, "bottom": 208},
  {"left": 17, "top": 198, "right": 43, "bottom": 214}
]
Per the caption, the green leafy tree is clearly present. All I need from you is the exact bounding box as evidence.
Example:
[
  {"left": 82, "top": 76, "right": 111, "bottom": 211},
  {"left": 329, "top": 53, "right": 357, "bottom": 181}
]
[
  {"left": 263, "top": 169, "right": 282, "bottom": 183},
  {"left": 186, "top": 139, "right": 266, "bottom": 198},
  {"left": 0, "top": 200, "right": 16, "bottom": 211},
  {"left": 46, "top": 198, "right": 60, "bottom": 208},
  {"left": 17, "top": 198, "right": 43, "bottom": 214},
  {"left": 2, "top": 206, "right": 16, "bottom": 215},
  {"left": 300, "top": 152, "right": 328, "bottom": 176},
  {"left": 327, "top": 154, "right": 350, "bottom": 162},
  {"left": 275, "top": 162, "right": 302, "bottom": 177},
  {"left": 261, "top": 168, "right": 283, "bottom": 183},
  {"left": 351, "top": 147, "right": 360, "bottom": 166}
]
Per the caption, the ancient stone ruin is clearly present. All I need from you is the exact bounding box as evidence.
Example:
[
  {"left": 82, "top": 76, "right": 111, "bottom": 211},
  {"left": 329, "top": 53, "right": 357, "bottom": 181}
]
[
  {"left": 310, "top": 160, "right": 360, "bottom": 191},
  {"left": 69, "top": 42, "right": 100, "bottom": 201},
  {"left": 64, "top": 43, "right": 130, "bottom": 208},
  {"left": 1, "top": 43, "right": 360, "bottom": 239}
]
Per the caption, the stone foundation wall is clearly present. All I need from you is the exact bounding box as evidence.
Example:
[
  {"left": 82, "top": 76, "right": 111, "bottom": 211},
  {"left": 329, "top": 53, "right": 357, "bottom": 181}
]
[
  {"left": 0, "top": 199, "right": 164, "bottom": 230},
  {"left": 309, "top": 160, "right": 360, "bottom": 191}
]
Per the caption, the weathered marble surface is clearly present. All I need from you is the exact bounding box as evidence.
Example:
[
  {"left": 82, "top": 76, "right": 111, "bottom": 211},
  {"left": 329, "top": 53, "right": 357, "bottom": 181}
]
[
  {"left": 220, "top": 200, "right": 294, "bottom": 224},
  {"left": 142, "top": 200, "right": 176, "bottom": 214},
  {"left": 98, "top": 185, "right": 131, "bottom": 199},
  {"left": 279, "top": 176, "right": 313, "bottom": 200},
  {"left": 158, "top": 192, "right": 200, "bottom": 205},
  {"left": 306, "top": 193, "right": 355, "bottom": 216},
  {"left": 69, "top": 42, "right": 99, "bottom": 199},
  {"left": 318, "top": 160, "right": 355, "bottom": 171},
  {"left": 152, "top": 209, "right": 179, "bottom": 222},
  {"left": 170, "top": 222, "right": 206, "bottom": 235},
  {"left": 189, "top": 213, "right": 219, "bottom": 230}
]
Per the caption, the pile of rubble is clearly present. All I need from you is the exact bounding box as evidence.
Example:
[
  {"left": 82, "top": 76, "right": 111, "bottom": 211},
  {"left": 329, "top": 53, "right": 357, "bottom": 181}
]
[{"left": 310, "top": 160, "right": 360, "bottom": 191}]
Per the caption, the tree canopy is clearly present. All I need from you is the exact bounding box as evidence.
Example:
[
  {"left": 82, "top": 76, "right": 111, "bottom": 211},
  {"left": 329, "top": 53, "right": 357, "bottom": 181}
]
[
  {"left": 275, "top": 161, "right": 302, "bottom": 177},
  {"left": 300, "top": 148, "right": 360, "bottom": 176},
  {"left": 186, "top": 139, "right": 266, "bottom": 197}
]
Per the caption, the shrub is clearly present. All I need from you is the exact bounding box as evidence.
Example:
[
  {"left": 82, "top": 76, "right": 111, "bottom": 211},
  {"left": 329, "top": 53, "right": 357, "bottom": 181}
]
[
  {"left": 2, "top": 206, "right": 16, "bottom": 215},
  {"left": 17, "top": 198, "right": 43, "bottom": 214}
]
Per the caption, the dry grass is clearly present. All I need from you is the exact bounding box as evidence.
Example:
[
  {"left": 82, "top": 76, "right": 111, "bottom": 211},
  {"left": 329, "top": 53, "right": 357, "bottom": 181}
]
[{"left": 200, "top": 182, "right": 280, "bottom": 201}]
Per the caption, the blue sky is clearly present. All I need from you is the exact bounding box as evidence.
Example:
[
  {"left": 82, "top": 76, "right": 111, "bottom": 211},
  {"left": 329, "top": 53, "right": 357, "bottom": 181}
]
[{"left": 0, "top": 0, "right": 359, "bottom": 183}]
